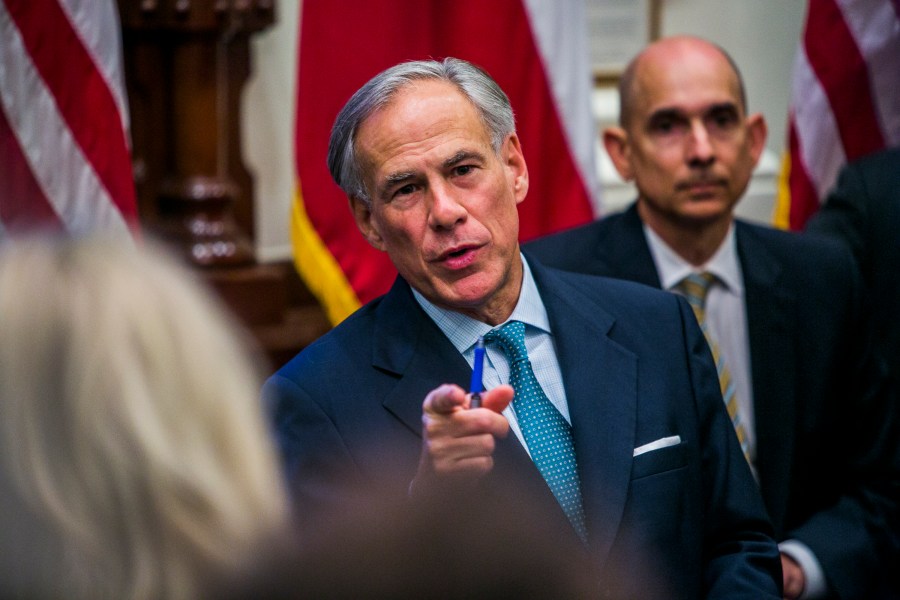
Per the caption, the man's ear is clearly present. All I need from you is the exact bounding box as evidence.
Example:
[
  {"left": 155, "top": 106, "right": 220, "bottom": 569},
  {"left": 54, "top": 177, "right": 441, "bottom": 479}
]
[
  {"left": 503, "top": 134, "right": 529, "bottom": 204},
  {"left": 350, "top": 196, "right": 385, "bottom": 251},
  {"left": 745, "top": 113, "right": 768, "bottom": 167},
  {"left": 602, "top": 126, "right": 634, "bottom": 182}
]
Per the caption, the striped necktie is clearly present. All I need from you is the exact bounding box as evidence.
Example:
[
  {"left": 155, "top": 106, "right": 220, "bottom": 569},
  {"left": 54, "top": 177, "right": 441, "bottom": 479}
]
[
  {"left": 675, "top": 273, "right": 751, "bottom": 462},
  {"left": 485, "top": 320, "right": 588, "bottom": 542}
]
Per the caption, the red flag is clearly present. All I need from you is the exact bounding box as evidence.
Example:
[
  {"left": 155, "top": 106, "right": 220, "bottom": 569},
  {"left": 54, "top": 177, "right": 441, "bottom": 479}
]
[
  {"left": 291, "top": 0, "right": 600, "bottom": 325},
  {"left": 0, "top": 0, "right": 138, "bottom": 239},
  {"left": 775, "top": 0, "right": 900, "bottom": 230}
]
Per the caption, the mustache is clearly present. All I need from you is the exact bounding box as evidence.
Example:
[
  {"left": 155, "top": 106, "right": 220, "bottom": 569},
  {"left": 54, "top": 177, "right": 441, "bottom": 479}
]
[{"left": 675, "top": 176, "right": 728, "bottom": 190}]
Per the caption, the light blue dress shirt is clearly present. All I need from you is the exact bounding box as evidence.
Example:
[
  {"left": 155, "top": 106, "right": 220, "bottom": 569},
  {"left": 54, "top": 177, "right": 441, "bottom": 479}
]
[{"left": 412, "top": 254, "right": 570, "bottom": 454}]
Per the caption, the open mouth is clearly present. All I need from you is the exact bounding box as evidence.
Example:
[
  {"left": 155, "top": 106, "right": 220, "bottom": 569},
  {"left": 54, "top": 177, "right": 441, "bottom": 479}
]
[
  {"left": 438, "top": 244, "right": 476, "bottom": 260},
  {"left": 438, "top": 244, "right": 480, "bottom": 269}
]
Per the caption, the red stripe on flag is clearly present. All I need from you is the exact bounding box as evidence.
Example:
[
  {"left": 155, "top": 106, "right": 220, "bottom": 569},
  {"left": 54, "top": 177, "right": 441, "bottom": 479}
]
[
  {"left": 803, "top": 0, "right": 885, "bottom": 160},
  {"left": 432, "top": 5, "right": 594, "bottom": 240},
  {"left": 295, "top": 0, "right": 594, "bottom": 305},
  {"left": 294, "top": 2, "right": 396, "bottom": 305},
  {"left": 5, "top": 0, "right": 138, "bottom": 226},
  {"left": 786, "top": 122, "right": 821, "bottom": 230},
  {"left": 0, "top": 104, "right": 64, "bottom": 232}
]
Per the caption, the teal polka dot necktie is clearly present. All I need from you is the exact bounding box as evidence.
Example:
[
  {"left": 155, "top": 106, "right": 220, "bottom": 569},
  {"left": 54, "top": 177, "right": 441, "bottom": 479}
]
[{"left": 485, "top": 320, "right": 587, "bottom": 542}]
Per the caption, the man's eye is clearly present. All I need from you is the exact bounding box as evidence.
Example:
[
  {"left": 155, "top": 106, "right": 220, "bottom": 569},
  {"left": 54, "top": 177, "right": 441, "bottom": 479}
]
[
  {"left": 453, "top": 165, "right": 474, "bottom": 176},
  {"left": 648, "top": 116, "right": 685, "bottom": 136},
  {"left": 653, "top": 119, "right": 674, "bottom": 133},
  {"left": 709, "top": 112, "right": 738, "bottom": 129},
  {"left": 394, "top": 184, "right": 416, "bottom": 197}
]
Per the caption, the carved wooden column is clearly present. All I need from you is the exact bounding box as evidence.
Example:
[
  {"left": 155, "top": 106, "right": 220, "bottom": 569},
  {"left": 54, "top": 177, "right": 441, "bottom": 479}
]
[
  {"left": 118, "top": 0, "right": 330, "bottom": 370},
  {"left": 118, "top": 0, "right": 273, "bottom": 265}
]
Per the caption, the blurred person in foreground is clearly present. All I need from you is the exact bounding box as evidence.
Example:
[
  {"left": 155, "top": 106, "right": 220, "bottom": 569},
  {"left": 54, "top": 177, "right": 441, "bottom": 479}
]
[
  {"left": 527, "top": 36, "right": 900, "bottom": 599},
  {"left": 0, "top": 235, "right": 292, "bottom": 600},
  {"left": 245, "top": 482, "right": 601, "bottom": 599},
  {"left": 265, "top": 56, "right": 781, "bottom": 598}
]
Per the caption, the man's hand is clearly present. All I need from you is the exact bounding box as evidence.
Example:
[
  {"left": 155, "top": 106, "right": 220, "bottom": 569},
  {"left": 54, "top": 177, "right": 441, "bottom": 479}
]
[
  {"left": 781, "top": 553, "right": 806, "bottom": 599},
  {"left": 416, "top": 383, "right": 514, "bottom": 482}
]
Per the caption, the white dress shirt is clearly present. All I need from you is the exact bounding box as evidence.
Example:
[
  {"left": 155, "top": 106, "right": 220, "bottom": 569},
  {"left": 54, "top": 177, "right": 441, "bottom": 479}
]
[{"left": 643, "top": 223, "right": 757, "bottom": 466}]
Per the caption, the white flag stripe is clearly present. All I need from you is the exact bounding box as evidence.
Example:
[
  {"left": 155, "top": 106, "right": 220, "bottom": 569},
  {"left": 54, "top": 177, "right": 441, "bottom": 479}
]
[
  {"left": 778, "top": 0, "right": 900, "bottom": 229},
  {"left": 836, "top": 0, "right": 900, "bottom": 145},
  {"left": 522, "top": 0, "right": 602, "bottom": 215},
  {"left": 57, "top": 0, "right": 131, "bottom": 134},
  {"left": 791, "top": 47, "right": 847, "bottom": 199},
  {"left": 0, "top": 1, "right": 131, "bottom": 237}
]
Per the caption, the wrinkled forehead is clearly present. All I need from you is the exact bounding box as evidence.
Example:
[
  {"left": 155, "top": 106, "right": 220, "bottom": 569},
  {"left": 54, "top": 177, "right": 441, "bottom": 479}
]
[{"left": 354, "top": 80, "right": 491, "bottom": 176}]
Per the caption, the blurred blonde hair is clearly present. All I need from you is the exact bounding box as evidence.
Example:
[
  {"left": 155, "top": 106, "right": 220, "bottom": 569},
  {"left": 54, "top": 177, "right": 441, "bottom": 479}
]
[{"left": 0, "top": 234, "right": 290, "bottom": 599}]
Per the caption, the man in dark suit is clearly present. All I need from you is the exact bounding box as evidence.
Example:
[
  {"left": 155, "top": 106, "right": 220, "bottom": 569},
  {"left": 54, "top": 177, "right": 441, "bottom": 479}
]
[
  {"left": 806, "top": 147, "right": 900, "bottom": 385},
  {"left": 527, "top": 36, "right": 900, "bottom": 599},
  {"left": 806, "top": 147, "right": 900, "bottom": 599},
  {"left": 265, "top": 57, "right": 781, "bottom": 597}
]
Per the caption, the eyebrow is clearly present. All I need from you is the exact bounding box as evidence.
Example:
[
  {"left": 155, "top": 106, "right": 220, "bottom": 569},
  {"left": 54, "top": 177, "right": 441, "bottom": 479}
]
[
  {"left": 377, "top": 149, "right": 487, "bottom": 194},
  {"left": 650, "top": 102, "right": 738, "bottom": 119},
  {"left": 370, "top": 171, "right": 416, "bottom": 200},
  {"left": 705, "top": 102, "right": 740, "bottom": 115},
  {"left": 647, "top": 107, "right": 685, "bottom": 123},
  {"left": 648, "top": 102, "right": 740, "bottom": 121},
  {"left": 384, "top": 171, "right": 416, "bottom": 186},
  {"left": 443, "top": 149, "right": 485, "bottom": 168}
]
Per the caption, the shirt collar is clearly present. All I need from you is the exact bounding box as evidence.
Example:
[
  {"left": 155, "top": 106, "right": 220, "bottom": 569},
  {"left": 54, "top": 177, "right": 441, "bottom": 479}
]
[
  {"left": 644, "top": 222, "right": 743, "bottom": 294},
  {"left": 413, "top": 253, "right": 552, "bottom": 353}
]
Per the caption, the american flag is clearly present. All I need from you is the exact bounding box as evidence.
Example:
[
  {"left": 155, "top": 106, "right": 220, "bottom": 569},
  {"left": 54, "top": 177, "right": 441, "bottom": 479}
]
[
  {"left": 775, "top": 0, "right": 900, "bottom": 230},
  {"left": 0, "top": 0, "right": 138, "bottom": 238}
]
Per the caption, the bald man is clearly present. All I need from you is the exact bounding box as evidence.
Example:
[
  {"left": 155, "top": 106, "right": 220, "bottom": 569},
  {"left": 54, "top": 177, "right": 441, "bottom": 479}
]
[{"left": 527, "top": 36, "right": 900, "bottom": 599}]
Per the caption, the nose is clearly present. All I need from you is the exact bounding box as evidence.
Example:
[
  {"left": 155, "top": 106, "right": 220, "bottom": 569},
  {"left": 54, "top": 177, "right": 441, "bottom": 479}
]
[
  {"left": 427, "top": 182, "right": 467, "bottom": 230},
  {"left": 687, "top": 120, "right": 715, "bottom": 167}
]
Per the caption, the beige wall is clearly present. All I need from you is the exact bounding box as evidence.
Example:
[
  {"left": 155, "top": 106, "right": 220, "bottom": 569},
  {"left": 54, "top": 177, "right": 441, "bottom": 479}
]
[
  {"left": 663, "top": 0, "right": 806, "bottom": 155},
  {"left": 243, "top": 0, "right": 806, "bottom": 262},
  {"left": 243, "top": 0, "right": 299, "bottom": 262}
]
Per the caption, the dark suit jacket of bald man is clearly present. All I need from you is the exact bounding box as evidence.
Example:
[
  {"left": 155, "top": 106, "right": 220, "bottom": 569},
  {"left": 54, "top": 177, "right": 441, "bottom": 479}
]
[
  {"left": 526, "top": 204, "right": 900, "bottom": 599},
  {"left": 265, "top": 257, "right": 781, "bottom": 599}
]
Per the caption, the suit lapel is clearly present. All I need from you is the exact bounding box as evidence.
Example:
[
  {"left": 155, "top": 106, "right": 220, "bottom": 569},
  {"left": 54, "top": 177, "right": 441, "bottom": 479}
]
[
  {"left": 736, "top": 223, "right": 796, "bottom": 528},
  {"left": 599, "top": 204, "right": 662, "bottom": 287},
  {"left": 531, "top": 261, "right": 638, "bottom": 569},
  {"left": 373, "top": 278, "right": 472, "bottom": 435}
]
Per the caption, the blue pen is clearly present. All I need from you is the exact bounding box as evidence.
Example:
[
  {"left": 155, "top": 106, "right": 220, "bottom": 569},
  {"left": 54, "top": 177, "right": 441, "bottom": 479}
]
[{"left": 469, "top": 336, "right": 485, "bottom": 408}]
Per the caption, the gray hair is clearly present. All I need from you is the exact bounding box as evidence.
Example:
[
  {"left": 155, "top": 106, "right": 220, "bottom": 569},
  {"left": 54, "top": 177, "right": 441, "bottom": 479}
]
[{"left": 327, "top": 57, "right": 516, "bottom": 205}]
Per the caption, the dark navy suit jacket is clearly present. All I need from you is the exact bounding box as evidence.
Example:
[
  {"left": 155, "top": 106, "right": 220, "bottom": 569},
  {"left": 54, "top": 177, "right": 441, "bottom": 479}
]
[
  {"left": 526, "top": 204, "right": 900, "bottom": 599},
  {"left": 265, "top": 258, "right": 781, "bottom": 598},
  {"left": 807, "top": 147, "right": 900, "bottom": 385}
]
